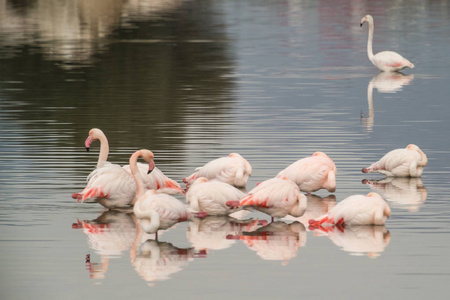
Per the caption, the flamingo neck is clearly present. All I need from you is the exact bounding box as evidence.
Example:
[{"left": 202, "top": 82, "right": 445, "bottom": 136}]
[
  {"left": 366, "top": 19, "right": 375, "bottom": 62},
  {"left": 290, "top": 195, "right": 307, "bottom": 217},
  {"left": 97, "top": 134, "right": 109, "bottom": 167},
  {"left": 130, "top": 150, "right": 144, "bottom": 204},
  {"left": 417, "top": 148, "right": 428, "bottom": 167}
]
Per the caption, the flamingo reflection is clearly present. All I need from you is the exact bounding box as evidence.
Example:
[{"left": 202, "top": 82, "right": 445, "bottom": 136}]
[
  {"left": 187, "top": 216, "right": 267, "bottom": 252},
  {"left": 284, "top": 194, "right": 336, "bottom": 227},
  {"left": 310, "top": 225, "right": 391, "bottom": 258},
  {"left": 361, "top": 72, "right": 414, "bottom": 132},
  {"left": 228, "top": 221, "right": 306, "bottom": 265},
  {"left": 363, "top": 177, "right": 427, "bottom": 212},
  {"left": 72, "top": 210, "right": 138, "bottom": 281},
  {"left": 131, "top": 239, "right": 198, "bottom": 286}
]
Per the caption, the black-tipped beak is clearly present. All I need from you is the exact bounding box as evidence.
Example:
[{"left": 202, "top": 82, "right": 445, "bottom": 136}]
[
  {"left": 85, "top": 147, "right": 90, "bottom": 152},
  {"left": 147, "top": 169, "right": 153, "bottom": 174},
  {"left": 360, "top": 23, "right": 363, "bottom": 27}
]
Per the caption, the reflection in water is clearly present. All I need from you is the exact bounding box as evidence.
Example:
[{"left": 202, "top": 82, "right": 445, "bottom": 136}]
[
  {"left": 284, "top": 194, "right": 336, "bottom": 227},
  {"left": 310, "top": 225, "right": 391, "bottom": 258},
  {"left": 72, "top": 210, "right": 138, "bottom": 281},
  {"left": 131, "top": 239, "right": 197, "bottom": 286},
  {"left": 362, "top": 177, "right": 427, "bottom": 212},
  {"left": 187, "top": 215, "right": 266, "bottom": 252},
  {"left": 230, "top": 221, "right": 306, "bottom": 265},
  {"left": 361, "top": 72, "right": 414, "bottom": 132}
]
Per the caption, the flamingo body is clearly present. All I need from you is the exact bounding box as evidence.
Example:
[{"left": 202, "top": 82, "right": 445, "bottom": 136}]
[
  {"left": 309, "top": 192, "right": 391, "bottom": 226},
  {"left": 360, "top": 15, "right": 414, "bottom": 72},
  {"left": 277, "top": 152, "right": 337, "bottom": 193},
  {"left": 186, "top": 177, "right": 246, "bottom": 215},
  {"left": 362, "top": 144, "right": 427, "bottom": 177},
  {"left": 183, "top": 153, "right": 252, "bottom": 188},
  {"left": 239, "top": 177, "right": 307, "bottom": 219}
]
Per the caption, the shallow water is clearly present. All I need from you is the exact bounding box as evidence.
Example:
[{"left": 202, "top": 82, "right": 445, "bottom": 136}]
[{"left": 1, "top": 0, "right": 450, "bottom": 299}]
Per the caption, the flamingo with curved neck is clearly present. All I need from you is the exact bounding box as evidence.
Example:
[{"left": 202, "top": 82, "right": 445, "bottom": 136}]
[
  {"left": 360, "top": 15, "right": 414, "bottom": 72},
  {"left": 131, "top": 150, "right": 206, "bottom": 238},
  {"left": 85, "top": 128, "right": 109, "bottom": 167}
]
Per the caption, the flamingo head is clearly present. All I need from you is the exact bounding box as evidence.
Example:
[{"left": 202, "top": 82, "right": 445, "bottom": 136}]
[
  {"left": 360, "top": 15, "right": 373, "bottom": 27},
  {"left": 85, "top": 128, "right": 104, "bottom": 151},
  {"left": 139, "top": 149, "right": 155, "bottom": 174}
]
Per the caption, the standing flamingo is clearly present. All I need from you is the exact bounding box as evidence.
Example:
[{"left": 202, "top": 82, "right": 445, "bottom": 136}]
[
  {"left": 83, "top": 128, "right": 184, "bottom": 194},
  {"left": 183, "top": 153, "right": 252, "bottom": 188},
  {"left": 360, "top": 15, "right": 414, "bottom": 72},
  {"left": 308, "top": 192, "right": 391, "bottom": 227},
  {"left": 362, "top": 144, "right": 427, "bottom": 177},
  {"left": 239, "top": 177, "right": 307, "bottom": 221},
  {"left": 72, "top": 150, "right": 155, "bottom": 209},
  {"left": 186, "top": 177, "right": 246, "bottom": 215},
  {"left": 276, "top": 152, "right": 337, "bottom": 193},
  {"left": 131, "top": 150, "right": 206, "bottom": 239}
]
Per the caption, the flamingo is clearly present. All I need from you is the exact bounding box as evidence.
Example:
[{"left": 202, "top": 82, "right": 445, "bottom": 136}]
[
  {"left": 72, "top": 150, "right": 155, "bottom": 209},
  {"left": 362, "top": 144, "right": 427, "bottom": 177},
  {"left": 131, "top": 150, "right": 206, "bottom": 238},
  {"left": 183, "top": 153, "right": 252, "bottom": 188},
  {"left": 239, "top": 177, "right": 307, "bottom": 221},
  {"left": 276, "top": 152, "right": 337, "bottom": 193},
  {"left": 185, "top": 177, "right": 246, "bottom": 215},
  {"left": 82, "top": 128, "right": 184, "bottom": 195},
  {"left": 308, "top": 192, "right": 391, "bottom": 227},
  {"left": 360, "top": 15, "right": 414, "bottom": 72}
]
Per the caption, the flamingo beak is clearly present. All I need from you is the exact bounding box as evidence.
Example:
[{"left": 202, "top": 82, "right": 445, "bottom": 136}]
[
  {"left": 147, "top": 160, "right": 155, "bottom": 174},
  {"left": 85, "top": 136, "right": 92, "bottom": 152}
]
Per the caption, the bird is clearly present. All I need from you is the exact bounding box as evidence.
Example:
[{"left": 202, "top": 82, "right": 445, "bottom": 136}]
[
  {"left": 276, "top": 152, "right": 337, "bottom": 193},
  {"left": 82, "top": 128, "right": 184, "bottom": 195},
  {"left": 185, "top": 177, "right": 246, "bottom": 215},
  {"left": 239, "top": 177, "right": 307, "bottom": 221},
  {"left": 362, "top": 144, "right": 427, "bottom": 177},
  {"left": 183, "top": 153, "right": 252, "bottom": 188},
  {"left": 308, "top": 192, "right": 391, "bottom": 227},
  {"left": 360, "top": 15, "right": 414, "bottom": 72},
  {"left": 72, "top": 149, "right": 155, "bottom": 209},
  {"left": 131, "top": 150, "right": 206, "bottom": 239}
]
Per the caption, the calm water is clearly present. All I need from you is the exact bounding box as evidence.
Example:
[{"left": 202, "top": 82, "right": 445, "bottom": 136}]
[{"left": 1, "top": 0, "right": 450, "bottom": 299}]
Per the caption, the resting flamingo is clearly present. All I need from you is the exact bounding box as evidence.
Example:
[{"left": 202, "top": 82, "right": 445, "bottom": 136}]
[
  {"left": 360, "top": 15, "right": 414, "bottom": 72},
  {"left": 186, "top": 177, "right": 246, "bottom": 215},
  {"left": 131, "top": 150, "right": 206, "bottom": 239},
  {"left": 83, "top": 128, "right": 184, "bottom": 194},
  {"left": 276, "top": 152, "right": 337, "bottom": 193},
  {"left": 308, "top": 192, "right": 391, "bottom": 227},
  {"left": 362, "top": 144, "right": 427, "bottom": 177},
  {"left": 72, "top": 149, "right": 155, "bottom": 209},
  {"left": 183, "top": 153, "right": 252, "bottom": 188},
  {"left": 239, "top": 177, "right": 307, "bottom": 221}
]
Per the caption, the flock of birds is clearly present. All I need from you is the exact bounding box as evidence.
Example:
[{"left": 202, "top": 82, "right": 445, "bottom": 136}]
[{"left": 73, "top": 15, "right": 419, "bottom": 238}]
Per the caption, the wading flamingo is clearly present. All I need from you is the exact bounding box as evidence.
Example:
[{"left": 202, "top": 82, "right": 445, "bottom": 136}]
[
  {"left": 239, "top": 177, "right": 307, "bottom": 221},
  {"left": 83, "top": 128, "right": 184, "bottom": 194},
  {"left": 72, "top": 149, "right": 155, "bottom": 209},
  {"left": 362, "top": 144, "right": 427, "bottom": 177},
  {"left": 183, "top": 153, "right": 252, "bottom": 188},
  {"left": 131, "top": 150, "right": 206, "bottom": 239},
  {"left": 308, "top": 192, "right": 391, "bottom": 227},
  {"left": 276, "top": 152, "right": 337, "bottom": 193},
  {"left": 360, "top": 15, "right": 414, "bottom": 72},
  {"left": 186, "top": 177, "right": 246, "bottom": 215}
]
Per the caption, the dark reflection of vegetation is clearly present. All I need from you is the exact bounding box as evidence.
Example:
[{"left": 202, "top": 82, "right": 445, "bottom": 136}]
[{"left": 0, "top": 0, "right": 235, "bottom": 160}]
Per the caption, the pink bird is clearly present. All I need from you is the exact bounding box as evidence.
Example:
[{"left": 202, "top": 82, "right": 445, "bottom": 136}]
[
  {"left": 276, "top": 152, "right": 337, "bottom": 193},
  {"left": 131, "top": 150, "right": 206, "bottom": 238},
  {"left": 308, "top": 192, "right": 391, "bottom": 228},
  {"left": 362, "top": 144, "right": 427, "bottom": 177},
  {"left": 186, "top": 177, "right": 246, "bottom": 215},
  {"left": 239, "top": 177, "right": 307, "bottom": 220},
  {"left": 183, "top": 153, "right": 252, "bottom": 188},
  {"left": 81, "top": 128, "right": 184, "bottom": 195},
  {"left": 72, "top": 149, "right": 155, "bottom": 209},
  {"left": 360, "top": 15, "right": 415, "bottom": 72}
]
